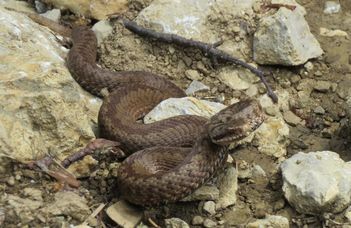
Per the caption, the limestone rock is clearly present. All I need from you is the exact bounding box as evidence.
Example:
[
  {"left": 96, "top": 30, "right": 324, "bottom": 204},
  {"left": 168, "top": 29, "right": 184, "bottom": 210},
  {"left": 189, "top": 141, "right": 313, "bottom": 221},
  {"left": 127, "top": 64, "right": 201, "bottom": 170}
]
[
  {"left": 6, "top": 194, "right": 43, "bottom": 224},
  {"left": 41, "top": 191, "right": 91, "bottom": 222},
  {"left": 92, "top": 20, "right": 113, "bottom": 45},
  {"left": 41, "top": 9, "right": 61, "bottom": 22},
  {"left": 247, "top": 215, "right": 289, "bottom": 228},
  {"left": 165, "top": 218, "right": 190, "bottom": 228},
  {"left": 218, "top": 67, "right": 259, "bottom": 91},
  {"left": 203, "top": 201, "right": 216, "bottom": 215},
  {"left": 281, "top": 151, "right": 351, "bottom": 214},
  {"left": 42, "top": 0, "right": 128, "bottom": 20},
  {"left": 185, "top": 80, "right": 210, "bottom": 95},
  {"left": 283, "top": 111, "right": 302, "bottom": 126},
  {"left": 0, "top": 7, "right": 101, "bottom": 162},
  {"left": 106, "top": 200, "right": 143, "bottom": 228},
  {"left": 144, "top": 97, "right": 226, "bottom": 124},
  {"left": 203, "top": 218, "right": 217, "bottom": 228},
  {"left": 253, "top": 8, "right": 323, "bottom": 65}
]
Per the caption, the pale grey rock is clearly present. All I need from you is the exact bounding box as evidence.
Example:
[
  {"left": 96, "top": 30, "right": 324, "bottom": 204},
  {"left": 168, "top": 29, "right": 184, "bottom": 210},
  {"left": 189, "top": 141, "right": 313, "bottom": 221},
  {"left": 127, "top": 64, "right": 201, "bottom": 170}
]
[
  {"left": 324, "top": 1, "right": 341, "bottom": 14},
  {"left": 182, "top": 185, "right": 220, "bottom": 201},
  {"left": 314, "top": 106, "right": 325, "bottom": 114},
  {"left": 185, "top": 80, "right": 210, "bottom": 95},
  {"left": 283, "top": 111, "right": 302, "bottom": 126},
  {"left": 106, "top": 200, "right": 143, "bottom": 228},
  {"left": 203, "top": 201, "right": 216, "bottom": 215},
  {"left": 253, "top": 8, "right": 323, "bottom": 65},
  {"left": 185, "top": 69, "right": 202, "bottom": 81},
  {"left": 304, "top": 62, "right": 314, "bottom": 72},
  {"left": 192, "top": 215, "right": 204, "bottom": 225},
  {"left": 41, "top": 9, "right": 61, "bottom": 22},
  {"left": 238, "top": 163, "right": 267, "bottom": 180},
  {"left": 218, "top": 68, "right": 252, "bottom": 91},
  {"left": 281, "top": 151, "right": 351, "bottom": 214},
  {"left": 92, "top": 20, "right": 113, "bottom": 45},
  {"left": 320, "top": 27, "right": 348, "bottom": 38},
  {"left": 135, "top": 0, "right": 218, "bottom": 43},
  {"left": 6, "top": 194, "right": 43, "bottom": 224},
  {"left": 346, "top": 206, "right": 351, "bottom": 222},
  {"left": 41, "top": 0, "right": 128, "bottom": 20},
  {"left": 0, "top": 7, "right": 100, "bottom": 162},
  {"left": 35, "top": 0, "right": 47, "bottom": 13},
  {"left": 216, "top": 166, "right": 238, "bottom": 209},
  {"left": 41, "top": 191, "right": 91, "bottom": 222},
  {"left": 144, "top": 97, "right": 226, "bottom": 124},
  {"left": 165, "top": 218, "right": 190, "bottom": 228},
  {"left": 23, "top": 188, "right": 43, "bottom": 201},
  {"left": 203, "top": 218, "right": 217, "bottom": 228},
  {"left": 313, "top": 80, "right": 332, "bottom": 93},
  {"left": 247, "top": 215, "right": 289, "bottom": 228}
]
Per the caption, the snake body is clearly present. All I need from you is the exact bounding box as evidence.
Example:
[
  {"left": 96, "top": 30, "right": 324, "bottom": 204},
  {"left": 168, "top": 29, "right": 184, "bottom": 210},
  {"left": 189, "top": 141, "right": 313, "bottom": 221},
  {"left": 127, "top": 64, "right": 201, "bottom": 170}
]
[{"left": 67, "top": 26, "right": 264, "bottom": 206}]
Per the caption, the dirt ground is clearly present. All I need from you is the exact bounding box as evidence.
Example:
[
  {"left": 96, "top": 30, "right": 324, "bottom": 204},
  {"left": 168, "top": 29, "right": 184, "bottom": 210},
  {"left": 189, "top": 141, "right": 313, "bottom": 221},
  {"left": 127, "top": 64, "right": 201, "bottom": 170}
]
[{"left": 1, "top": 0, "right": 351, "bottom": 227}]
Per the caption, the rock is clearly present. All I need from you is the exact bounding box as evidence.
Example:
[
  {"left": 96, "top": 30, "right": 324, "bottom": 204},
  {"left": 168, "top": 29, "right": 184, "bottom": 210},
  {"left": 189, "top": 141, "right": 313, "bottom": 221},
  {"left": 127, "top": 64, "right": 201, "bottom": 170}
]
[
  {"left": 185, "top": 80, "right": 210, "bottom": 95},
  {"left": 203, "top": 201, "right": 216, "bottom": 215},
  {"left": 247, "top": 215, "right": 289, "bottom": 228},
  {"left": 281, "top": 151, "right": 351, "bottom": 214},
  {"left": 313, "top": 81, "right": 331, "bottom": 93},
  {"left": 283, "top": 111, "right": 302, "bottom": 126},
  {"left": 182, "top": 185, "right": 220, "bottom": 201},
  {"left": 203, "top": 218, "right": 217, "bottom": 228},
  {"left": 218, "top": 68, "right": 255, "bottom": 91},
  {"left": 314, "top": 106, "right": 325, "bottom": 115},
  {"left": 92, "top": 20, "right": 113, "bottom": 45},
  {"left": 216, "top": 166, "right": 238, "bottom": 209},
  {"left": 41, "top": 9, "right": 61, "bottom": 22},
  {"left": 42, "top": 0, "right": 128, "bottom": 20},
  {"left": 135, "top": 0, "right": 218, "bottom": 43},
  {"left": 165, "top": 218, "right": 190, "bottom": 228},
  {"left": 304, "top": 62, "right": 314, "bottom": 72},
  {"left": 346, "top": 206, "right": 351, "bottom": 222},
  {"left": 23, "top": 188, "right": 43, "bottom": 201},
  {"left": 6, "top": 176, "right": 15, "bottom": 186},
  {"left": 255, "top": 116, "right": 290, "bottom": 157},
  {"left": 323, "top": 1, "right": 341, "bottom": 14},
  {"left": 320, "top": 28, "right": 348, "bottom": 38},
  {"left": 192, "top": 215, "right": 204, "bottom": 225},
  {"left": 0, "top": 7, "right": 101, "bottom": 162},
  {"left": 41, "top": 191, "right": 91, "bottom": 222},
  {"left": 253, "top": 8, "right": 323, "bottom": 65},
  {"left": 144, "top": 97, "right": 226, "bottom": 124},
  {"left": 35, "top": 0, "right": 48, "bottom": 13},
  {"left": 6, "top": 194, "right": 43, "bottom": 224},
  {"left": 106, "top": 200, "right": 143, "bottom": 228},
  {"left": 0, "top": 0, "right": 35, "bottom": 14},
  {"left": 185, "top": 70, "right": 202, "bottom": 81}
]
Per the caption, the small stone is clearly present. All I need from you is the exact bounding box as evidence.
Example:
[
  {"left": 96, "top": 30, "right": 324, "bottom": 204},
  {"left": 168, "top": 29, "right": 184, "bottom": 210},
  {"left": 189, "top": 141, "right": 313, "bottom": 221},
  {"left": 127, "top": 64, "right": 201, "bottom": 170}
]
[
  {"left": 254, "top": 202, "right": 267, "bottom": 218},
  {"left": 290, "top": 75, "right": 301, "bottom": 83},
  {"left": 245, "top": 85, "right": 258, "bottom": 97},
  {"left": 185, "top": 80, "right": 210, "bottom": 95},
  {"left": 41, "top": 9, "right": 61, "bottom": 22},
  {"left": 247, "top": 215, "right": 289, "bottom": 228},
  {"left": 218, "top": 68, "right": 251, "bottom": 90},
  {"left": 23, "top": 188, "right": 43, "bottom": 201},
  {"left": 304, "top": 62, "right": 313, "bottom": 72},
  {"left": 203, "top": 201, "right": 216, "bottom": 215},
  {"left": 35, "top": 0, "right": 47, "bottom": 13},
  {"left": 106, "top": 200, "right": 143, "bottom": 228},
  {"left": 324, "top": 1, "right": 341, "bottom": 14},
  {"left": 165, "top": 218, "right": 190, "bottom": 228},
  {"left": 7, "top": 176, "right": 15, "bottom": 186},
  {"left": 283, "top": 111, "right": 302, "bottom": 126},
  {"left": 203, "top": 218, "right": 217, "bottom": 228},
  {"left": 273, "top": 199, "right": 286, "bottom": 211},
  {"left": 345, "top": 206, "right": 351, "bottom": 222},
  {"left": 185, "top": 70, "right": 202, "bottom": 81},
  {"left": 314, "top": 70, "right": 323, "bottom": 77},
  {"left": 192, "top": 215, "right": 204, "bottom": 225},
  {"left": 320, "top": 28, "right": 348, "bottom": 38},
  {"left": 314, "top": 106, "right": 325, "bottom": 114},
  {"left": 313, "top": 81, "right": 331, "bottom": 93},
  {"left": 92, "top": 20, "right": 113, "bottom": 45}
]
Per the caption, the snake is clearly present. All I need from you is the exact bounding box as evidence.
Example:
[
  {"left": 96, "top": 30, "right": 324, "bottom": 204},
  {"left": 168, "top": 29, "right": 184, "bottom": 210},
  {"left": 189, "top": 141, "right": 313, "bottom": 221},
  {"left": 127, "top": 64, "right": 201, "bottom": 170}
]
[{"left": 66, "top": 26, "right": 265, "bottom": 206}]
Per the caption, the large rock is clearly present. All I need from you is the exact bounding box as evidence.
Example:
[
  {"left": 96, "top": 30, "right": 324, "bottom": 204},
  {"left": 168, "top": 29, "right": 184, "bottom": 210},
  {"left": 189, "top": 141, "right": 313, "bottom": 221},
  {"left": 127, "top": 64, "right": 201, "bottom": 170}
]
[
  {"left": 281, "top": 151, "right": 351, "bottom": 214},
  {"left": 42, "top": 0, "right": 128, "bottom": 20},
  {"left": 253, "top": 8, "right": 323, "bottom": 65},
  {"left": 0, "top": 7, "right": 101, "bottom": 162}
]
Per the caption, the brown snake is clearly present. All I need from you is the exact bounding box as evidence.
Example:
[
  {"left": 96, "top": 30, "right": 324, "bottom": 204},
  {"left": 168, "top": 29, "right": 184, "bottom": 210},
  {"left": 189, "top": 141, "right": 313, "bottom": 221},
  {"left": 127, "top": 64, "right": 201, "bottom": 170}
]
[{"left": 67, "top": 26, "right": 265, "bottom": 206}]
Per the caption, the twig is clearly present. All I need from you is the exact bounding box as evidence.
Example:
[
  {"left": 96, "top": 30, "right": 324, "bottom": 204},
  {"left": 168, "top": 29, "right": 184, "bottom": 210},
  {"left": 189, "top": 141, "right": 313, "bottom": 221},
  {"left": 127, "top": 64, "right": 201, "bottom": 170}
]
[{"left": 114, "top": 17, "right": 278, "bottom": 103}]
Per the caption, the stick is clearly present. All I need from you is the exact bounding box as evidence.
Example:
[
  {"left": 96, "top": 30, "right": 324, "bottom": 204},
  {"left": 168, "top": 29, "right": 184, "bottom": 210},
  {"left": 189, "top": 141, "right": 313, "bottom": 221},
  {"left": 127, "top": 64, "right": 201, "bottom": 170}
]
[{"left": 115, "top": 17, "right": 278, "bottom": 103}]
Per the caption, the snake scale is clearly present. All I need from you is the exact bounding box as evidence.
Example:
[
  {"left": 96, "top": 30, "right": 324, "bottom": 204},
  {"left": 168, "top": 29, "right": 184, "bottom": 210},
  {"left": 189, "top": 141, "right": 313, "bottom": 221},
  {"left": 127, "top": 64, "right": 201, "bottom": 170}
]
[{"left": 67, "top": 26, "right": 265, "bottom": 206}]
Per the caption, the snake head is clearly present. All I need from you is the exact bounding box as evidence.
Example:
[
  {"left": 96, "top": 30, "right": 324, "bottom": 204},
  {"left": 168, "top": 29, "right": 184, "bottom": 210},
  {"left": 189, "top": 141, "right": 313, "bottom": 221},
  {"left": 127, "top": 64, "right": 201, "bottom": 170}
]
[{"left": 208, "top": 99, "right": 265, "bottom": 145}]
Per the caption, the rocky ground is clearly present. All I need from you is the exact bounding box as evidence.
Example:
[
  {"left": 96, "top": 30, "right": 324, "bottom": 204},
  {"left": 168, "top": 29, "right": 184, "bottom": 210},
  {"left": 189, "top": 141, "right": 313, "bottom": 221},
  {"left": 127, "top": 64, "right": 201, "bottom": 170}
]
[{"left": 0, "top": 0, "right": 351, "bottom": 227}]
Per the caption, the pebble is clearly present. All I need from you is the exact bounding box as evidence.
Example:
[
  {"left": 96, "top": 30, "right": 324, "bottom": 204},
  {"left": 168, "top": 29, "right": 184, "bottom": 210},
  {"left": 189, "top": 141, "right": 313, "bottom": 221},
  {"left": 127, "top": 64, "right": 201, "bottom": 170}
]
[
  {"left": 185, "top": 69, "right": 202, "bottom": 81},
  {"left": 313, "top": 81, "right": 331, "bottom": 93},
  {"left": 185, "top": 80, "right": 210, "bottom": 95},
  {"left": 203, "top": 218, "right": 217, "bottom": 228},
  {"left": 283, "top": 111, "right": 302, "bottom": 126},
  {"left": 203, "top": 201, "right": 216, "bottom": 215},
  {"left": 35, "top": 0, "right": 48, "bottom": 13},
  {"left": 314, "top": 70, "right": 323, "bottom": 77},
  {"left": 314, "top": 106, "right": 325, "bottom": 114},
  {"left": 192, "top": 215, "right": 204, "bottom": 225},
  {"left": 323, "top": 1, "right": 341, "bottom": 14},
  {"left": 273, "top": 199, "right": 286, "bottom": 211},
  {"left": 345, "top": 206, "right": 351, "bottom": 222},
  {"left": 6, "top": 176, "right": 15, "bottom": 186},
  {"left": 304, "top": 62, "right": 313, "bottom": 72},
  {"left": 165, "top": 218, "right": 190, "bottom": 228},
  {"left": 40, "top": 9, "right": 61, "bottom": 22}
]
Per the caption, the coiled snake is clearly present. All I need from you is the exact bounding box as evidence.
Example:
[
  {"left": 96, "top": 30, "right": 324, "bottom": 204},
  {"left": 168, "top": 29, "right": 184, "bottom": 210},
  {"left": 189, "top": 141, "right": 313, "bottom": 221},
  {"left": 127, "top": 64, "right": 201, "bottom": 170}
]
[{"left": 67, "top": 26, "right": 265, "bottom": 206}]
